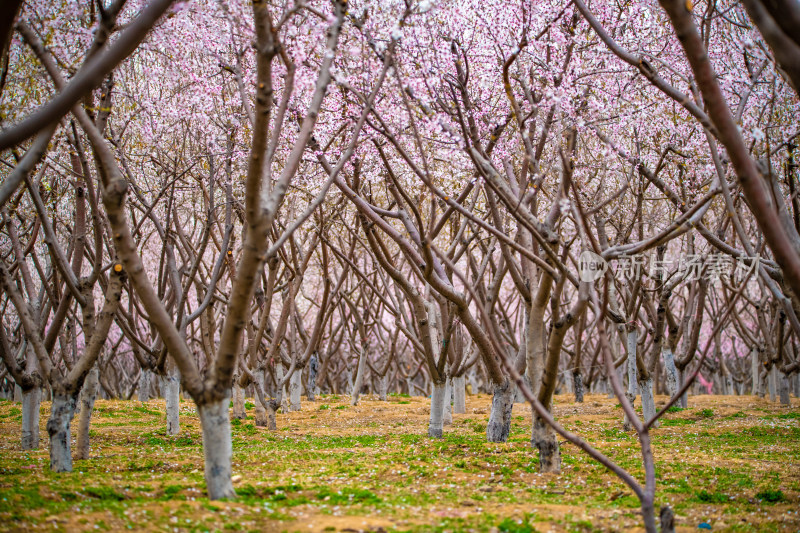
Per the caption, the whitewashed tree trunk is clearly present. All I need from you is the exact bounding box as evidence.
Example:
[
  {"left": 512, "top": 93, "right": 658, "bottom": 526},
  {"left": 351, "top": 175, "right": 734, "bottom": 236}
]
[
  {"left": 467, "top": 368, "right": 479, "bottom": 395},
  {"left": 443, "top": 376, "right": 453, "bottom": 426},
  {"left": 350, "top": 348, "right": 367, "bottom": 406},
  {"left": 75, "top": 367, "right": 99, "bottom": 460},
  {"left": 378, "top": 374, "right": 389, "bottom": 401},
  {"left": 624, "top": 329, "right": 638, "bottom": 430},
  {"left": 138, "top": 369, "right": 151, "bottom": 402},
  {"left": 779, "top": 371, "right": 791, "bottom": 406},
  {"left": 198, "top": 398, "right": 235, "bottom": 500},
  {"left": 532, "top": 414, "right": 560, "bottom": 473},
  {"left": 289, "top": 368, "right": 302, "bottom": 411},
  {"left": 677, "top": 369, "right": 689, "bottom": 408},
  {"left": 266, "top": 399, "right": 278, "bottom": 430},
  {"left": 47, "top": 393, "right": 77, "bottom": 472},
  {"left": 232, "top": 383, "right": 246, "bottom": 419},
  {"left": 21, "top": 387, "right": 41, "bottom": 450},
  {"left": 663, "top": 348, "right": 679, "bottom": 398},
  {"left": 453, "top": 375, "right": 466, "bottom": 413},
  {"left": 487, "top": 380, "right": 514, "bottom": 442},
  {"left": 254, "top": 370, "right": 268, "bottom": 426},
  {"left": 639, "top": 378, "right": 658, "bottom": 428},
  {"left": 428, "top": 381, "right": 446, "bottom": 438},
  {"left": 14, "top": 384, "right": 22, "bottom": 402},
  {"left": 750, "top": 348, "right": 760, "bottom": 395},
  {"left": 162, "top": 367, "right": 181, "bottom": 436},
  {"left": 768, "top": 365, "right": 778, "bottom": 402}
]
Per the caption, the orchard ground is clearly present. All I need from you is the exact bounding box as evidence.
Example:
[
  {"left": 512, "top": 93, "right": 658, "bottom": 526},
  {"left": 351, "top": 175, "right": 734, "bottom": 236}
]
[{"left": 0, "top": 394, "right": 798, "bottom": 532}]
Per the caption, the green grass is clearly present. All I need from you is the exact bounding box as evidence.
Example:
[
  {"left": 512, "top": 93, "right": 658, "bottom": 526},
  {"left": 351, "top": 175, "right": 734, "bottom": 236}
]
[{"left": 0, "top": 395, "right": 796, "bottom": 532}]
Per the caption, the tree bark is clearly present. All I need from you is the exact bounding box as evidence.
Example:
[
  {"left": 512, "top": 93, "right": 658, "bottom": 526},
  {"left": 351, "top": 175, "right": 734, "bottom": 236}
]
[
  {"left": 47, "top": 393, "right": 77, "bottom": 472},
  {"left": 162, "top": 367, "right": 181, "bottom": 435},
  {"left": 639, "top": 377, "right": 657, "bottom": 428},
  {"left": 138, "top": 369, "right": 151, "bottom": 402},
  {"left": 350, "top": 347, "right": 366, "bottom": 406},
  {"left": 533, "top": 413, "right": 560, "bottom": 473},
  {"left": 453, "top": 374, "right": 466, "bottom": 413},
  {"left": 21, "top": 386, "right": 41, "bottom": 450},
  {"left": 289, "top": 367, "right": 302, "bottom": 411},
  {"left": 232, "top": 383, "right": 246, "bottom": 419},
  {"left": 198, "top": 398, "right": 235, "bottom": 500},
  {"left": 428, "top": 380, "right": 446, "bottom": 438},
  {"left": 443, "top": 376, "right": 453, "bottom": 426},
  {"left": 573, "top": 370, "right": 584, "bottom": 403},
  {"left": 487, "top": 380, "right": 514, "bottom": 442},
  {"left": 75, "top": 366, "right": 98, "bottom": 460},
  {"left": 254, "top": 370, "right": 268, "bottom": 426}
]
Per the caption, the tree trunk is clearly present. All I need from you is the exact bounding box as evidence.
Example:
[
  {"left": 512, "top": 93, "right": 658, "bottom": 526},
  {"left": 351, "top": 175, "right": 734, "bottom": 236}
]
[
  {"left": 198, "top": 398, "right": 235, "bottom": 500},
  {"left": 639, "top": 377, "right": 658, "bottom": 428},
  {"left": 162, "top": 367, "right": 181, "bottom": 436},
  {"left": 138, "top": 369, "right": 151, "bottom": 402},
  {"left": 308, "top": 354, "right": 319, "bottom": 402},
  {"left": 663, "top": 347, "right": 679, "bottom": 398},
  {"left": 428, "top": 380, "right": 446, "bottom": 438},
  {"left": 254, "top": 370, "right": 268, "bottom": 427},
  {"left": 350, "top": 349, "right": 366, "bottom": 406},
  {"left": 750, "top": 348, "right": 760, "bottom": 395},
  {"left": 624, "top": 329, "right": 638, "bottom": 430},
  {"left": 21, "top": 387, "right": 41, "bottom": 450},
  {"left": 486, "top": 380, "right": 514, "bottom": 443},
  {"left": 75, "top": 367, "right": 98, "bottom": 460},
  {"left": 532, "top": 413, "right": 560, "bottom": 473},
  {"left": 14, "top": 383, "right": 22, "bottom": 402},
  {"left": 232, "top": 383, "right": 246, "bottom": 419},
  {"left": 266, "top": 399, "right": 278, "bottom": 430},
  {"left": 378, "top": 374, "right": 389, "bottom": 401},
  {"left": 47, "top": 392, "right": 77, "bottom": 472},
  {"left": 443, "top": 376, "right": 453, "bottom": 426},
  {"left": 453, "top": 375, "right": 466, "bottom": 413},
  {"left": 573, "top": 370, "right": 584, "bottom": 403},
  {"left": 768, "top": 365, "right": 778, "bottom": 402},
  {"left": 289, "top": 368, "right": 302, "bottom": 411},
  {"left": 779, "top": 371, "right": 791, "bottom": 406}
]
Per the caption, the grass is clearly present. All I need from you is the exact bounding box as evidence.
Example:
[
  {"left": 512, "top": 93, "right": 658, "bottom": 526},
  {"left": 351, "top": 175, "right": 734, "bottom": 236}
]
[{"left": 0, "top": 393, "right": 797, "bottom": 532}]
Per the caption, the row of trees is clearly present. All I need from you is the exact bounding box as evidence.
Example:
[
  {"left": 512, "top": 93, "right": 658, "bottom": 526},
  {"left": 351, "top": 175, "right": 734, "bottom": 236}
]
[{"left": 1, "top": 0, "right": 798, "bottom": 530}]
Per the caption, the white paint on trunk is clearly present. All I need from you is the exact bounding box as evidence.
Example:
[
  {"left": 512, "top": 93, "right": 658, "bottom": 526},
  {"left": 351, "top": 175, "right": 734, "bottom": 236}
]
[
  {"left": 21, "top": 387, "right": 41, "bottom": 450},
  {"left": 198, "top": 398, "right": 235, "bottom": 500},
  {"left": 162, "top": 368, "right": 181, "bottom": 436},
  {"left": 486, "top": 381, "right": 514, "bottom": 443},
  {"left": 232, "top": 384, "right": 246, "bottom": 419},
  {"left": 47, "top": 393, "right": 77, "bottom": 472},
  {"left": 14, "top": 384, "right": 22, "bottom": 402},
  {"left": 453, "top": 375, "right": 466, "bottom": 414},
  {"left": 663, "top": 348, "right": 679, "bottom": 398},
  {"left": 428, "top": 381, "right": 446, "bottom": 438},
  {"left": 443, "top": 377, "right": 452, "bottom": 426},
  {"left": 254, "top": 371, "right": 268, "bottom": 427},
  {"left": 779, "top": 371, "right": 791, "bottom": 406},
  {"left": 289, "top": 369, "right": 302, "bottom": 411},
  {"left": 639, "top": 378, "right": 658, "bottom": 428},
  {"left": 768, "top": 365, "right": 777, "bottom": 402},
  {"left": 378, "top": 374, "right": 389, "bottom": 401},
  {"left": 350, "top": 348, "right": 367, "bottom": 406},
  {"left": 75, "top": 367, "right": 99, "bottom": 460},
  {"left": 624, "top": 329, "right": 638, "bottom": 430},
  {"left": 750, "top": 348, "right": 759, "bottom": 395},
  {"left": 138, "top": 370, "right": 151, "bottom": 402}
]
